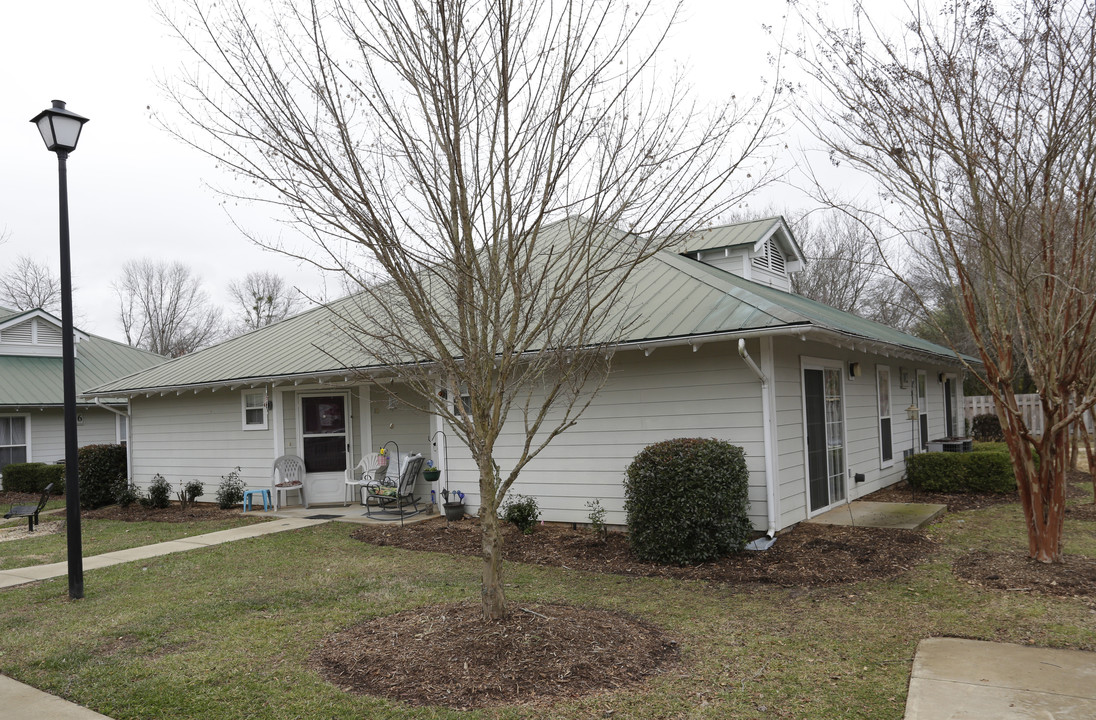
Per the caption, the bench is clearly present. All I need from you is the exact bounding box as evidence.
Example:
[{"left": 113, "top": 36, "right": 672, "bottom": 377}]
[{"left": 3, "top": 483, "right": 55, "bottom": 532}]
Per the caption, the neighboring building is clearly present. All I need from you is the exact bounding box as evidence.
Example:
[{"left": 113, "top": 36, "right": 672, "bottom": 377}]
[
  {"left": 83, "top": 218, "right": 969, "bottom": 534},
  {"left": 0, "top": 306, "right": 165, "bottom": 477}
]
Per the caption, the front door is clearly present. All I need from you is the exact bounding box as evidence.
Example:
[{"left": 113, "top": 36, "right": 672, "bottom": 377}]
[
  {"left": 299, "top": 393, "right": 350, "bottom": 504},
  {"left": 804, "top": 366, "right": 846, "bottom": 513}
]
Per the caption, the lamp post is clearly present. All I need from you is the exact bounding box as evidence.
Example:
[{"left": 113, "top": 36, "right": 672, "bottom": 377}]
[{"left": 30, "top": 99, "right": 89, "bottom": 600}]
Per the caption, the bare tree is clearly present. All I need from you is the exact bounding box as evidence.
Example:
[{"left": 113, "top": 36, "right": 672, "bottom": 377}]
[
  {"left": 115, "top": 259, "right": 224, "bottom": 357},
  {"left": 0, "top": 255, "right": 63, "bottom": 313},
  {"left": 228, "top": 271, "right": 303, "bottom": 333},
  {"left": 161, "top": 0, "right": 780, "bottom": 618},
  {"left": 799, "top": 0, "right": 1096, "bottom": 561}
]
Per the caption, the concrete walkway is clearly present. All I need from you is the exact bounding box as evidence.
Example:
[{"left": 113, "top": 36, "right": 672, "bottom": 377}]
[
  {"left": 0, "top": 516, "right": 327, "bottom": 590},
  {"left": 806, "top": 500, "right": 947, "bottom": 530},
  {"left": 905, "top": 638, "right": 1096, "bottom": 719}
]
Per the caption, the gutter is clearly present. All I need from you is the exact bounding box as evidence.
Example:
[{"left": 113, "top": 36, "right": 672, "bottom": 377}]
[{"left": 738, "top": 338, "right": 778, "bottom": 542}]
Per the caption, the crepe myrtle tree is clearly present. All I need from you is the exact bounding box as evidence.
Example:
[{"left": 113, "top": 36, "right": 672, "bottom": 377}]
[
  {"left": 798, "top": 0, "right": 1096, "bottom": 562},
  {"left": 160, "top": 0, "right": 782, "bottom": 619}
]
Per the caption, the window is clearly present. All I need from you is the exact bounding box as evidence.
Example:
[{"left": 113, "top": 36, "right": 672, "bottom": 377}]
[
  {"left": 116, "top": 414, "right": 129, "bottom": 444},
  {"left": 877, "top": 366, "right": 893, "bottom": 465},
  {"left": 242, "top": 390, "right": 268, "bottom": 430},
  {"left": 0, "top": 416, "right": 29, "bottom": 467}
]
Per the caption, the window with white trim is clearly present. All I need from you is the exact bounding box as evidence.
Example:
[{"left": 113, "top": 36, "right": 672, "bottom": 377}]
[
  {"left": 242, "top": 390, "right": 268, "bottom": 430},
  {"left": 1, "top": 416, "right": 29, "bottom": 467},
  {"left": 877, "top": 366, "right": 893, "bottom": 466},
  {"left": 116, "top": 414, "right": 129, "bottom": 444}
]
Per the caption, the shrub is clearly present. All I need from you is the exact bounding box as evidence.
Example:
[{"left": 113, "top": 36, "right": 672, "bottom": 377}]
[
  {"left": 971, "top": 414, "right": 1005, "bottom": 442},
  {"left": 115, "top": 481, "right": 140, "bottom": 508},
  {"left": 177, "top": 479, "right": 204, "bottom": 508},
  {"left": 586, "top": 498, "right": 608, "bottom": 542},
  {"left": 501, "top": 494, "right": 540, "bottom": 534},
  {"left": 78, "top": 444, "right": 128, "bottom": 510},
  {"left": 625, "top": 437, "right": 751, "bottom": 565},
  {"left": 907, "top": 450, "right": 1016, "bottom": 493},
  {"left": 216, "top": 467, "right": 245, "bottom": 509},
  {"left": 141, "top": 474, "right": 172, "bottom": 509},
  {"left": 0, "top": 463, "right": 64, "bottom": 493}
]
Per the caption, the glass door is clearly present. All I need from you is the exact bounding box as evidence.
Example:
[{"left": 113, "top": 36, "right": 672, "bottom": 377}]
[
  {"left": 917, "top": 371, "right": 928, "bottom": 449},
  {"left": 804, "top": 366, "right": 846, "bottom": 512},
  {"left": 300, "top": 395, "right": 348, "bottom": 473}
]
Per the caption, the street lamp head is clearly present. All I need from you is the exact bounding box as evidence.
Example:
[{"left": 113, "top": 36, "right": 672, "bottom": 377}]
[{"left": 30, "top": 100, "right": 89, "bottom": 154}]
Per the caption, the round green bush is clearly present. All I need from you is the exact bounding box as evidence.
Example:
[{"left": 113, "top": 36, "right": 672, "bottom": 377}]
[
  {"left": 501, "top": 494, "right": 540, "bottom": 534},
  {"left": 77, "top": 444, "right": 128, "bottom": 509},
  {"left": 625, "top": 437, "right": 751, "bottom": 565}
]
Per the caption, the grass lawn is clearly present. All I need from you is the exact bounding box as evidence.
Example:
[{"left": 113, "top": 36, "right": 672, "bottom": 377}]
[
  {"left": 0, "top": 490, "right": 1094, "bottom": 720},
  {"left": 0, "top": 513, "right": 266, "bottom": 570}
]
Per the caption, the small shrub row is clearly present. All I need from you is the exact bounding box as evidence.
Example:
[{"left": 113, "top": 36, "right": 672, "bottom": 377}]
[
  {"left": 906, "top": 449, "right": 1016, "bottom": 493},
  {"left": 0, "top": 463, "right": 65, "bottom": 493},
  {"left": 625, "top": 437, "right": 751, "bottom": 565}
]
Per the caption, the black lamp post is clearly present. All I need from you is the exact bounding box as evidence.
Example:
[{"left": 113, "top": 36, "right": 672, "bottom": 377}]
[{"left": 30, "top": 99, "right": 89, "bottom": 600}]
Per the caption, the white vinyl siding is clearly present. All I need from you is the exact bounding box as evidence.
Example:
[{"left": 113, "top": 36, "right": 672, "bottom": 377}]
[
  {"left": 129, "top": 393, "right": 277, "bottom": 493},
  {"left": 439, "top": 342, "right": 768, "bottom": 529},
  {"left": 8, "top": 408, "right": 120, "bottom": 465}
]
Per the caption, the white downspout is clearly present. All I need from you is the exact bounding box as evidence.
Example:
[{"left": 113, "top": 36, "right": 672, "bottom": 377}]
[
  {"left": 738, "top": 339, "right": 778, "bottom": 538},
  {"left": 93, "top": 398, "right": 132, "bottom": 480}
]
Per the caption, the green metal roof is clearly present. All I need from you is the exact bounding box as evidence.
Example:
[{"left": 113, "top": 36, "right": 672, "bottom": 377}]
[
  {"left": 84, "top": 218, "right": 962, "bottom": 396},
  {"left": 0, "top": 310, "right": 165, "bottom": 406}
]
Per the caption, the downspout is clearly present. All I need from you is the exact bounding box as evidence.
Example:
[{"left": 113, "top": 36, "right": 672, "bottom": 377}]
[
  {"left": 738, "top": 339, "right": 777, "bottom": 539},
  {"left": 93, "top": 398, "right": 132, "bottom": 480}
]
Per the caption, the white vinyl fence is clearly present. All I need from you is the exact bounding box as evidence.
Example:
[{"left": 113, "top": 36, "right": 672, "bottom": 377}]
[{"left": 965, "top": 394, "right": 1096, "bottom": 437}]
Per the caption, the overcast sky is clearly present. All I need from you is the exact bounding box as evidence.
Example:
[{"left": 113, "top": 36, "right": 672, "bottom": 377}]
[{"left": 0, "top": 0, "right": 883, "bottom": 344}]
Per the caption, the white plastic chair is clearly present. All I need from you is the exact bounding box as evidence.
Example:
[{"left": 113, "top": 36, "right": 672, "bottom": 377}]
[
  {"left": 272, "top": 454, "right": 308, "bottom": 511},
  {"left": 344, "top": 452, "right": 387, "bottom": 505}
]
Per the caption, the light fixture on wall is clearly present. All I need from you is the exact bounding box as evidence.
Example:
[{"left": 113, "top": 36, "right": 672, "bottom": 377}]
[{"left": 848, "top": 362, "right": 861, "bottom": 379}]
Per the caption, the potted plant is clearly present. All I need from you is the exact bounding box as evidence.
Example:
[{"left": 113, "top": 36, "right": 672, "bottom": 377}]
[
  {"left": 422, "top": 460, "right": 441, "bottom": 483},
  {"left": 441, "top": 488, "right": 465, "bottom": 521}
]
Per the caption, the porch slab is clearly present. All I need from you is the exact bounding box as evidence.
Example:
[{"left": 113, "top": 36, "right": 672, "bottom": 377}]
[
  {"left": 249, "top": 504, "right": 442, "bottom": 526},
  {"left": 805, "top": 501, "right": 946, "bottom": 530}
]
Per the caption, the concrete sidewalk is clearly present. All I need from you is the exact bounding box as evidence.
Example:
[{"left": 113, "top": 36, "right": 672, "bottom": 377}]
[
  {"left": 0, "top": 675, "right": 114, "bottom": 720},
  {"left": 0, "top": 516, "right": 327, "bottom": 590},
  {"left": 905, "top": 638, "right": 1096, "bottom": 719}
]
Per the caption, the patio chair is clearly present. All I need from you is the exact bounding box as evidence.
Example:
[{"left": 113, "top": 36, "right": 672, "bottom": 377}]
[
  {"left": 344, "top": 452, "right": 387, "bottom": 506},
  {"left": 271, "top": 454, "right": 308, "bottom": 511},
  {"left": 365, "top": 453, "right": 425, "bottom": 520}
]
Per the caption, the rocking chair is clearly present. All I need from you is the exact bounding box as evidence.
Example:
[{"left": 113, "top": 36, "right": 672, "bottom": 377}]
[{"left": 364, "top": 453, "right": 425, "bottom": 521}]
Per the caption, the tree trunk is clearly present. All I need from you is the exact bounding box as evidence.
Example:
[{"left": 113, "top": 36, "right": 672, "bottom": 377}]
[
  {"left": 1001, "top": 395, "right": 1066, "bottom": 563},
  {"left": 478, "top": 466, "right": 506, "bottom": 621}
]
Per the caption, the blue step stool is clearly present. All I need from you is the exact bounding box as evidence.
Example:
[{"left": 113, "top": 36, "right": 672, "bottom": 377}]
[{"left": 242, "top": 489, "right": 272, "bottom": 512}]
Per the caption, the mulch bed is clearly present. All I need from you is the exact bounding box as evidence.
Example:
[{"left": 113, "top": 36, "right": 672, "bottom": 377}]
[
  {"left": 310, "top": 602, "right": 678, "bottom": 709},
  {"left": 352, "top": 518, "right": 936, "bottom": 588},
  {"left": 82, "top": 503, "right": 259, "bottom": 523},
  {"left": 954, "top": 551, "right": 1096, "bottom": 599}
]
